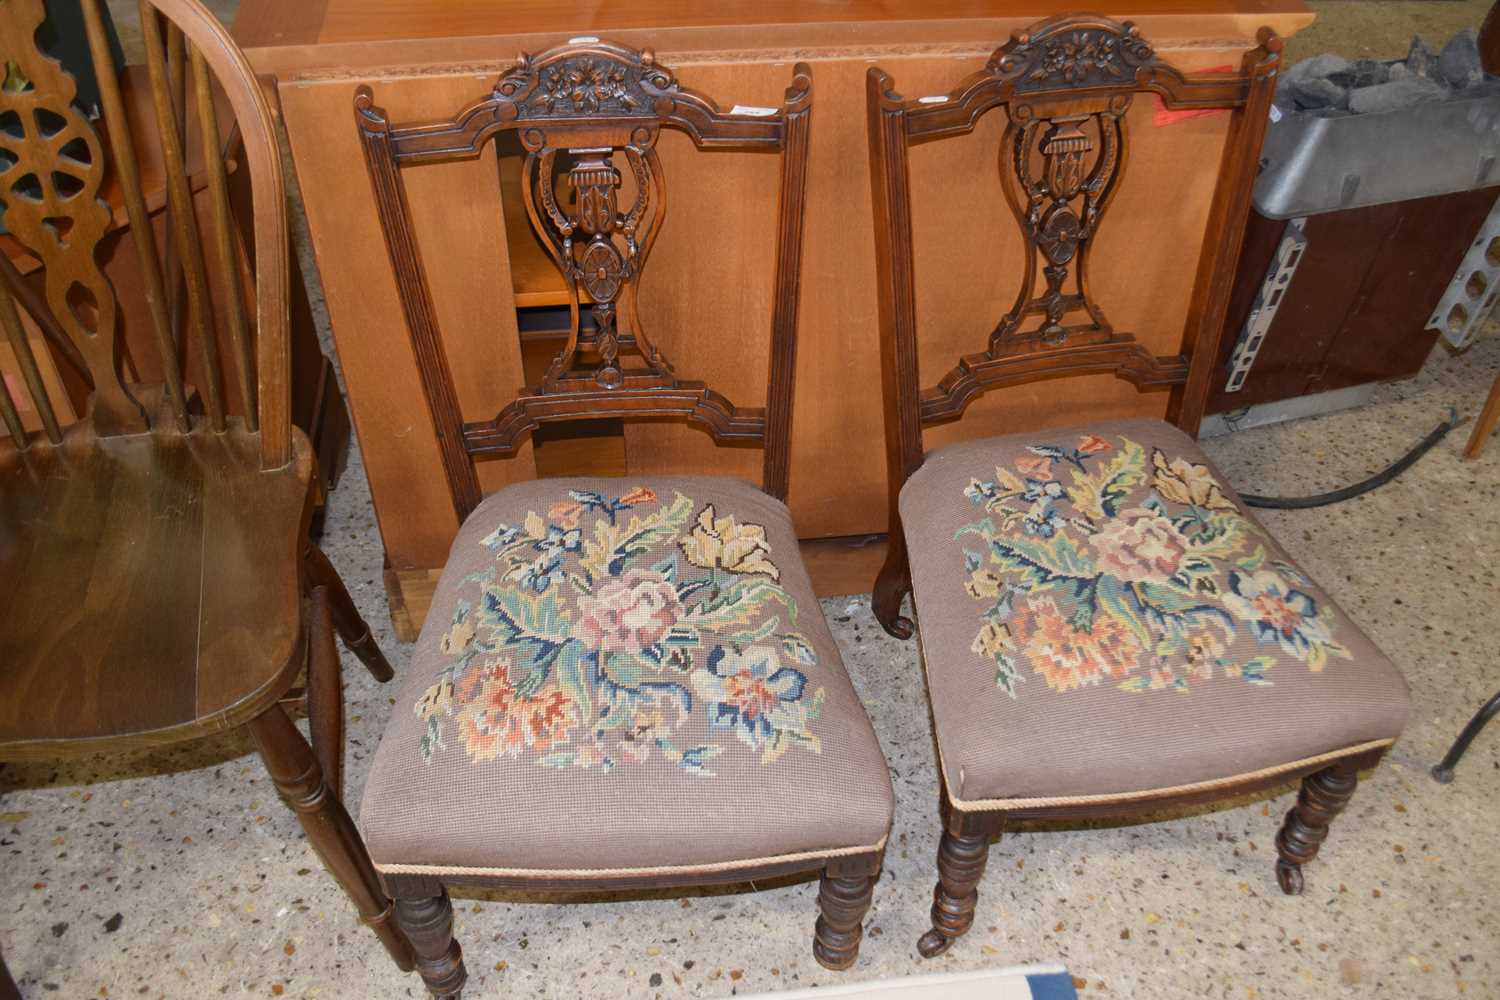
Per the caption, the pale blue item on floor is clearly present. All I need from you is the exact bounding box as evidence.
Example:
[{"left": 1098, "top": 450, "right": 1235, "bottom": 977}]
[{"left": 738, "top": 965, "right": 1077, "bottom": 1000}]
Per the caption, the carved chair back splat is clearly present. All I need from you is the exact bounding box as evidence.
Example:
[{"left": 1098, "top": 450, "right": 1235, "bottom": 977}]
[
  {"left": 861, "top": 17, "right": 1405, "bottom": 964},
  {"left": 0, "top": 0, "right": 409, "bottom": 980},
  {"left": 866, "top": 16, "right": 1282, "bottom": 632},
  {"left": 355, "top": 42, "right": 813, "bottom": 521}
]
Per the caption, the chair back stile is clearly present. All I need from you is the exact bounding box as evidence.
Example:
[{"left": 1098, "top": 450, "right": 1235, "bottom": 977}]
[
  {"left": 862, "top": 22, "right": 1411, "bottom": 961},
  {"left": 866, "top": 16, "right": 1282, "bottom": 505},
  {"left": 0, "top": 0, "right": 290, "bottom": 470},
  {"left": 355, "top": 42, "right": 812, "bottom": 522}
]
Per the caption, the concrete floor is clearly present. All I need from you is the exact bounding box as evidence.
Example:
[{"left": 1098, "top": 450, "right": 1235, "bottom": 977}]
[{"left": 6, "top": 3, "right": 1500, "bottom": 999}]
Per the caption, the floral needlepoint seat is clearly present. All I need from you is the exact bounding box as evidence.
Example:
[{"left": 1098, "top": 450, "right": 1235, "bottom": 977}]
[
  {"left": 360, "top": 476, "right": 893, "bottom": 879},
  {"left": 900, "top": 419, "right": 1410, "bottom": 806}
]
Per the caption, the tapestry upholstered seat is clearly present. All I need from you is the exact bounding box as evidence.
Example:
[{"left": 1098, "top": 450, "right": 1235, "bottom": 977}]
[
  {"left": 899, "top": 419, "right": 1410, "bottom": 809},
  {"left": 361, "top": 475, "right": 894, "bottom": 877}
]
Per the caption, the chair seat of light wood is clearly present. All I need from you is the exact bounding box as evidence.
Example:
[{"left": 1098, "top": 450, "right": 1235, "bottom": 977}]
[
  {"left": 0, "top": 423, "right": 314, "bottom": 760},
  {"left": 899, "top": 418, "right": 1410, "bottom": 808},
  {"left": 360, "top": 475, "right": 893, "bottom": 880}
]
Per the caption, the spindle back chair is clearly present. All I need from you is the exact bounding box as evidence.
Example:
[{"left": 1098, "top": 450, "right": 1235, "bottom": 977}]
[
  {"left": 867, "top": 15, "right": 1409, "bottom": 960},
  {"left": 0, "top": 0, "right": 411, "bottom": 982},
  {"left": 355, "top": 40, "right": 811, "bottom": 519}
]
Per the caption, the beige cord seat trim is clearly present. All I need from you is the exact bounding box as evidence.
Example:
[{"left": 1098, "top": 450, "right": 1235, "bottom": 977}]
[
  {"left": 374, "top": 836, "right": 888, "bottom": 880},
  {"left": 947, "top": 738, "right": 1395, "bottom": 812},
  {"left": 909, "top": 620, "right": 1395, "bottom": 813}
]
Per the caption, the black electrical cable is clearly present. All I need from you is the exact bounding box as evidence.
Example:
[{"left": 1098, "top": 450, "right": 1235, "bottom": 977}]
[{"left": 1238, "top": 408, "right": 1460, "bottom": 510}]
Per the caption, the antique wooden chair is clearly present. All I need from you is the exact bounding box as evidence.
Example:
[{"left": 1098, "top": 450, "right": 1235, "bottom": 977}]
[
  {"left": 866, "top": 16, "right": 1411, "bottom": 958},
  {"left": 0, "top": 0, "right": 411, "bottom": 981},
  {"left": 355, "top": 43, "right": 892, "bottom": 997}
]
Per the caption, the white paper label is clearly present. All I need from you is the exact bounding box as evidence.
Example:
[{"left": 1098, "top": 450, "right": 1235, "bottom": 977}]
[
  {"left": 730, "top": 104, "right": 778, "bottom": 117},
  {"left": 918, "top": 95, "right": 949, "bottom": 104},
  {"left": 568, "top": 35, "right": 600, "bottom": 44}
]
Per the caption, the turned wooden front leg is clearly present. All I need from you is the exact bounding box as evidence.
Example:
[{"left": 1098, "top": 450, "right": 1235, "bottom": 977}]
[
  {"left": 247, "top": 704, "right": 413, "bottom": 972},
  {"left": 304, "top": 543, "right": 394, "bottom": 682},
  {"left": 813, "top": 871, "right": 877, "bottom": 970},
  {"left": 917, "top": 828, "right": 991, "bottom": 958},
  {"left": 1275, "top": 762, "right": 1360, "bottom": 895},
  {"left": 395, "top": 893, "right": 467, "bottom": 999},
  {"left": 304, "top": 587, "right": 345, "bottom": 802},
  {"left": 1, "top": 947, "right": 19, "bottom": 1000},
  {"left": 873, "top": 528, "right": 914, "bottom": 639}
]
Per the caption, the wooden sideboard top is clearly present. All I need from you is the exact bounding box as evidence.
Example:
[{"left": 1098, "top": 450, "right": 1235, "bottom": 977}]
[{"left": 237, "top": 0, "right": 1312, "bottom": 71}]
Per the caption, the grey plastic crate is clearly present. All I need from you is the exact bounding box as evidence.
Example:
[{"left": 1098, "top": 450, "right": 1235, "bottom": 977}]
[{"left": 1254, "top": 93, "right": 1500, "bottom": 219}]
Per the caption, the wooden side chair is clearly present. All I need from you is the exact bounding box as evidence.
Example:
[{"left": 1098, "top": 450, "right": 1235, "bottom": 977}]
[
  {"left": 0, "top": 0, "right": 411, "bottom": 980},
  {"left": 355, "top": 43, "right": 893, "bottom": 998},
  {"left": 866, "top": 16, "right": 1411, "bottom": 958}
]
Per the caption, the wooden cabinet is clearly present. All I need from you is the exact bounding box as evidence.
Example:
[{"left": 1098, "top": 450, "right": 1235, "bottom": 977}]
[{"left": 238, "top": 0, "right": 1313, "bottom": 638}]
